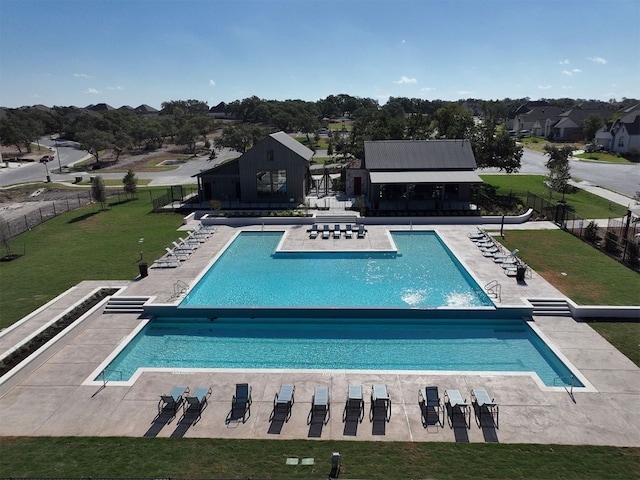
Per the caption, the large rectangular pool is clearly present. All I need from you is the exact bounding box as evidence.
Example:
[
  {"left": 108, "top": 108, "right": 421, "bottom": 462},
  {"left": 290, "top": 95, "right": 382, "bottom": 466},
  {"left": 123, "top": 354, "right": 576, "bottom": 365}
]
[
  {"left": 180, "top": 231, "right": 493, "bottom": 308},
  {"left": 99, "top": 316, "right": 581, "bottom": 387}
]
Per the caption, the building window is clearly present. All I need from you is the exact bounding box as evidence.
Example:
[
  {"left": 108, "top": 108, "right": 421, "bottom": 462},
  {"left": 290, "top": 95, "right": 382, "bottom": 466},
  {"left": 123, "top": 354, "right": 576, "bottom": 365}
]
[
  {"left": 267, "top": 149, "right": 274, "bottom": 161},
  {"left": 257, "top": 170, "right": 287, "bottom": 196},
  {"left": 618, "top": 136, "right": 625, "bottom": 148}
]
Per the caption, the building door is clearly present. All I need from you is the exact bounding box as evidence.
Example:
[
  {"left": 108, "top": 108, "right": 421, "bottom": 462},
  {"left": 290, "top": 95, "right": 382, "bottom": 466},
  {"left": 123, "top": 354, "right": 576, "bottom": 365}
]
[{"left": 354, "top": 176, "right": 362, "bottom": 196}]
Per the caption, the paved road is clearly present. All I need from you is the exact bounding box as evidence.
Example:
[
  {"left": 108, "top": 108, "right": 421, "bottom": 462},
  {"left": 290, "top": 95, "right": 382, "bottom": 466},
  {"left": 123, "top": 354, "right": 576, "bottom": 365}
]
[{"left": 481, "top": 148, "right": 639, "bottom": 198}]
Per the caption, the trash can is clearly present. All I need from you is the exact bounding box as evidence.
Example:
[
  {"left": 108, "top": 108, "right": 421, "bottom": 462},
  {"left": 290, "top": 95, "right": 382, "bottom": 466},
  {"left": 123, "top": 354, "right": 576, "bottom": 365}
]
[
  {"left": 516, "top": 265, "right": 526, "bottom": 282},
  {"left": 138, "top": 262, "right": 148, "bottom": 278}
]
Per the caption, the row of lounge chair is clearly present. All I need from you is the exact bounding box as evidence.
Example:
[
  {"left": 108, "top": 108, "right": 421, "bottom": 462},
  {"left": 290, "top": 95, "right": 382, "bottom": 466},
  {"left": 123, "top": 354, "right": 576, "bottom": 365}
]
[
  {"left": 468, "top": 228, "right": 530, "bottom": 278},
  {"left": 309, "top": 224, "right": 367, "bottom": 239},
  {"left": 153, "top": 224, "right": 216, "bottom": 268},
  {"left": 159, "top": 382, "right": 498, "bottom": 429}
]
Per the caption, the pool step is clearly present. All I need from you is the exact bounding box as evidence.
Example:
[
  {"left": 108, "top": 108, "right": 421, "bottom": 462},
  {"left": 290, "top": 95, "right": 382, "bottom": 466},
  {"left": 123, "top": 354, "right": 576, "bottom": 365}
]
[
  {"left": 529, "top": 298, "right": 572, "bottom": 317},
  {"left": 103, "top": 296, "right": 150, "bottom": 314}
]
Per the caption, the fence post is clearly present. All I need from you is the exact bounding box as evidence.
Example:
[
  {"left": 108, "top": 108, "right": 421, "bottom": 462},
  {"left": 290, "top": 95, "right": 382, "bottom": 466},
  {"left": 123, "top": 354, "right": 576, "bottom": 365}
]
[
  {"left": 24, "top": 215, "right": 29, "bottom": 231},
  {"left": 52, "top": 201, "right": 57, "bottom": 216}
]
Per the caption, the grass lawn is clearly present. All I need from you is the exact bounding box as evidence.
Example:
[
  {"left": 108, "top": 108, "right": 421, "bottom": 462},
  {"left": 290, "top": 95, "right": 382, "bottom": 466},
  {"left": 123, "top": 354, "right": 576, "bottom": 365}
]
[
  {"left": 519, "top": 137, "right": 583, "bottom": 154},
  {"left": 480, "top": 174, "right": 628, "bottom": 219},
  {"left": 575, "top": 152, "right": 632, "bottom": 164},
  {"left": 0, "top": 437, "right": 638, "bottom": 479},
  {"left": 0, "top": 189, "right": 185, "bottom": 328},
  {"left": 294, "top": 136, "right": 329, "bottom": 150},
  {"left": 499, "top": 229, "right": 640, "bottom": 306}
]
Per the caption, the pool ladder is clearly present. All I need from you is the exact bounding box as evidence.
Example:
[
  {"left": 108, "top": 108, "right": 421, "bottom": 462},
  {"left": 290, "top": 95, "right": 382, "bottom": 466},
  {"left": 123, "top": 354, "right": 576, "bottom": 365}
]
[
  {"left": 173, "top": 280, "right": 189, "bottom": 297},
  {"left": 554, "top": 375, "right": 578, "bottom": 402},
  {"left": 484, "top": 280, "right": 501, "bottom": 302}
]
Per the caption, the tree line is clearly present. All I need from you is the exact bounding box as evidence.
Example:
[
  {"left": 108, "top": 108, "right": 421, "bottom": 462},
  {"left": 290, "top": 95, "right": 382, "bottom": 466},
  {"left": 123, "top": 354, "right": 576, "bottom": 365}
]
[{"left": 1, "top": 95, "right": 636, "bottom": 173}]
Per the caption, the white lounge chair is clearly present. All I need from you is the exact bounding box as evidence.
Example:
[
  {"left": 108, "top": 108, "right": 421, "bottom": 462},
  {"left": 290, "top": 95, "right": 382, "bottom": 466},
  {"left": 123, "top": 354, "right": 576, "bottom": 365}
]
[
  {"left": 357, "top": 224, "right": 367, "bottom": 238},
  {"left": 345, "top": 224, "right": 353, "bottom": 239},
  {"left": 165, "top": 247, "right": 190, "bottom": 259},
  {"left": 274, "top": 384, "right": 295, "bottom": 421},
  {"left": 492, "top": 248, "right": 519, "bottom": 262},
  {"left": 309, "top": 386, "right": 330, "bottom": 425},
  {"left": 444, "top": 389, "right": 470, "bottom": 427},
  {"left": 471, "top": 388, "right": 499, "bottom": 427},
  {"left": 322, "top": 225, "right": 330, "bottom": 239},
  {"left": 172, "top": 241, "right": 197, "bottom": 251},
  {"left": 371, "top": 383, "right": 391, "bottom": 421},
  {"left": 333, "top": 224, "right": 341, "bottom": 239},
  {"left": 309, "top": 224, "right": 319, "bottom": 239},
  {"left": 178, "top": 236, "right": 200, "bottom": 247},
  {"left": 153, "top": 257, "right": 180, "bottom": 268}
]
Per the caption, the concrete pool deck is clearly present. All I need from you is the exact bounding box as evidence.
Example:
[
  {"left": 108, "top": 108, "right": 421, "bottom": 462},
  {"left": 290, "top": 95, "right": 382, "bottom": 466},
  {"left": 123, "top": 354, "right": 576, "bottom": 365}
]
[{"left": 0, "top": 223, "right": 638, "bottom": 446}]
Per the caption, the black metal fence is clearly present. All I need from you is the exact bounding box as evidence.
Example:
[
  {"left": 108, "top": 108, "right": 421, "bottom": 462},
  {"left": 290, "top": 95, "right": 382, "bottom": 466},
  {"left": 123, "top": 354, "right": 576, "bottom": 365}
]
[{"left": 152, "top": 185, "right": 199, "bottom": 212}]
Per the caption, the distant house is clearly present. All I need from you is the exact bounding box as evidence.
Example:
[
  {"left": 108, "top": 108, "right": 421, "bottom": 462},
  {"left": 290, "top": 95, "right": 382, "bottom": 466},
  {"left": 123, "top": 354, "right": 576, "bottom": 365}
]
[
  {"left": 551, "top": 107, "right": 612, "bottom": 142},
  {"left": 135, "top": 104, "right": 159, "bottom": 115},
  {"left": 346, "top": 139, "right": 482, "bottom": 212},
  {"left": 209, "top": 102, "right": 230, "bottom": 119},
  {"left": 195, "top": 131, "right": 313, "bottom": 203},
  {"left": 512, "top": 105, "right": 564, "bottom": 137},
  {"left": 85, "top": 103, "right": 114, "bottom": 112},
  {"left": 595, "top": 104, "right": 640, "bottom": 155}
]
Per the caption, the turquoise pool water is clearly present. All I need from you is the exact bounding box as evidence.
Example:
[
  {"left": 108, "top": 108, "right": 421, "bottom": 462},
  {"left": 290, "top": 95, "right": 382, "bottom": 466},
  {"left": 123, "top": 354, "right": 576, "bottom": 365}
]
[
  {"left": 100, "top": 317, "right": 581, "bottom": 386},
  {"left": 180, "top": 231, "right": 493, "bottom": 308}
]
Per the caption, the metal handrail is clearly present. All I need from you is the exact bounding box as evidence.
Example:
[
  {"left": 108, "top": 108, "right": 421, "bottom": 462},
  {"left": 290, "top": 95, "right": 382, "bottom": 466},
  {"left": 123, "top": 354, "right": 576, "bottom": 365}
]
[
  {"left": 484, "top": 280, "right": 501, "bottom": 302},
  {"left": 554, "top": 375, "right": 577, "bottom": 398}
]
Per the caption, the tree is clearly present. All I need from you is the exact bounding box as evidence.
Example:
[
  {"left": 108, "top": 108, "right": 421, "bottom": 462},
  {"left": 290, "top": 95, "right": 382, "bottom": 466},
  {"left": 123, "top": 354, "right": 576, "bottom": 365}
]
[
  {"left": 215, "top": 124, "right": 267, "bottom": 153},
  {"left": 582, "top": 114, "right": 604, "bottom": 143},
  {"left": 76, "top": 129, "right": 115, "bottom": 164},
  {"left": 175, "top": 123, "right": 199, "bottom": 153},
  {"left": 432, "top": 104, "right": 474, "bottom": 139},
  {"left": 91, "top": 175, "right": 107, "bottom": 210},
  {"left": 472, "top": 125, "right": 523, "bottom": 173},
  {"left": 122, "top": 169, "right": 138, "bottom": 198},
  {"left": 544, "top": 145, "right": 573, "bottom": 201}
]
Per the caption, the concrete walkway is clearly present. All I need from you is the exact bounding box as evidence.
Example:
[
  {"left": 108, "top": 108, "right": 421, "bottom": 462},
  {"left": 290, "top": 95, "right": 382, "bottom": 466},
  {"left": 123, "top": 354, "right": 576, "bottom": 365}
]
[{"left": 0, "top": 223, "right": 638, "bottom": 446}]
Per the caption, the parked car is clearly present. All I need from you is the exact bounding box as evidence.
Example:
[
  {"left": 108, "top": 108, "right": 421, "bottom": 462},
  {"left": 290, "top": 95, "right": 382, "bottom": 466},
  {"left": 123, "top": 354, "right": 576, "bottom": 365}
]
[
  {"left": 585, "top": 143, "right": 605, "bottom": 152},
  {"left": 518, "top": 130, "right": 531, "bottom": 138},
  {"left": 39, "top": 155, "right": 54, "bottom": 163}
]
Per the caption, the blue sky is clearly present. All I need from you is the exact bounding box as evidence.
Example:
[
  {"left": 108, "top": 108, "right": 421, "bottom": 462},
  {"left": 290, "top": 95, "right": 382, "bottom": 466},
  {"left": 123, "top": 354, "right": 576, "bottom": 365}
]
[{"left": 1, "top": 0, "right": 639, "bottom": 109}]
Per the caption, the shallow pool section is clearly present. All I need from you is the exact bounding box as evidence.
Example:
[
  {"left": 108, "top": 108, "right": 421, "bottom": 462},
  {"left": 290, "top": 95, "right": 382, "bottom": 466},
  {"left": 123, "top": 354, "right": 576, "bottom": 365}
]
[
  {"left": 180, "top": 231, "right": 493, "bottom": 308},
  {"left": 100, "top": 317, "right": 582, "bottom": 387}
]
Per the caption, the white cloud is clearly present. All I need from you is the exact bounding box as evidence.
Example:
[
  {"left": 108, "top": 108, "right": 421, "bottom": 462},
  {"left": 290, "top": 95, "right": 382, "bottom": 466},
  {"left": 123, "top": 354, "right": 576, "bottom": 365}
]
[
  {"left": 558, "top": 59, "right": 570, "bottom": 65},
  {"left": 394, "top": 76, "right": 417, "bottom": 84},
  {"left": 85, "top": 88, "right": 100, "bottom": 94},
  {"left": 420, "top": 87, "right": 435, "bottom": 93},
  {"left": 587, "top": 56, "right": 607, "bottom": 64},
  {"left": 209, "top": 79, "right": 216, "bottom": 87},
  {"left": 561, "top": 85, "right": 573, "bottom": 90},
  {"left": 457, "top": 90, "right": 473, "bottom": 96},
  {"left": 538, "top": 84, "right": 552, "bottom": 90},
  {"left": 74, "top": 73, "right": 94, "bottom": 78},
  {"left": 562, "top": 68, "right": 582, "bottom": 76},
  {"left": 106, "top": 85, "right": 124, "bottom": 91}
]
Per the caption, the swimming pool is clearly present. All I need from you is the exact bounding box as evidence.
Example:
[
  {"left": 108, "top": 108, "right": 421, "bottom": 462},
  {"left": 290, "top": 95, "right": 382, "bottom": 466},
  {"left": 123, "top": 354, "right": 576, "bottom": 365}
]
[
  {"left": 180, "top": 231, "right": 494, "bottom": 308},
  {"left": 99, "top": 316, "right": 582, "bottom": 387}
]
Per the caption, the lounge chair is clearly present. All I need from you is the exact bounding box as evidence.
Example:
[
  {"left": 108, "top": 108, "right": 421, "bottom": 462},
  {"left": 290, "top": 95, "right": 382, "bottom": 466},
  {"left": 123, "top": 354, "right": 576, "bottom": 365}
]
[
  {"left": 308, "top": 386, "right": 330, "bottom": 425},
  {"left": 444, "top": 389, "right": 470, "bottom": 427},
  {"left": 187, "top": 230, "right": 209, "bottom": 241},
  {"left": 230, "top": 383, "right": 252, "bottom": 423},
  {"left": 476, "top": 240, "right": 495, "bottom": 248},
  {"left": 357, "top": 224, "right": 367, "bottom": 239},
  {"left": 178, "top": 236, "right": 200, "bottom": 248},
  {"left": 370, "top": 383, "right": 391, "bottom": 421},
  {"left": 309, "top": 224, "right": 319, "bottom": 239},
  {"left": 172, "top": 240, "right": 197, "bottom": 251},
  {"left": 492, "top": 248, "right": 519, "bottom": 262},
  {"left": 196, "top": 223, "right": 216, "bottom": 234},
  {"left": 159, "top": 385, "right": 189, "bottom": 415},
  {"left": 481, "top": 246, "right": 501, "bottom": 257},
  {"left": 468, "top": 228, "right": 488, "bottom": 241},
  {"left": 274, "top": 384, "right": 295, "bottom": 420},
  {"left": 419, "top": 386, "right": 443, "bottom": 426},
  {"left": 165, "top": 247, "right": 190, "bottom": 259},
  {"left": 471, "top": 388, "right": 499, "bottom": 427},
  {"left": 344, "top": 384, "right": 364, "bottom": 422},
  {"left": 153, "top": 257, "right": 181, "bottom": 268},
  {"left": 345, "top": 224, "right": 353, "bottom": 239},
  {"left": 333, "top": 224, "right": 341, "bottom": 239},
  {"left": 322, "top": 224, "right": 330, "bottom": 239},
  {"left": 184, "top": 386, "right": 212, "bottom": 415}
]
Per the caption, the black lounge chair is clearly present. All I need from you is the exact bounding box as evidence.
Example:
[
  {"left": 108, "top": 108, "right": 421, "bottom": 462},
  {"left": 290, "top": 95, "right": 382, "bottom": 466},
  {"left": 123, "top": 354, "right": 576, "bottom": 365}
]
[{"left": 159, "top": 385, "right": 189, "bottom": 415}]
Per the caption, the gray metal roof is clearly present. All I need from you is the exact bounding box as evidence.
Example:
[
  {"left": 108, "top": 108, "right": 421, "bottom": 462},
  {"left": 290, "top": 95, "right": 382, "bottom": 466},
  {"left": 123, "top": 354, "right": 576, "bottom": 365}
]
[
  {"left": 369, "top": 171, "right": 483, "bottom": 184},
  {"left": 270, "top": 131, "right": 314, "bottom": 160},
  {"left": 364, "top": 140, "right": 477, "bottom": 170}
]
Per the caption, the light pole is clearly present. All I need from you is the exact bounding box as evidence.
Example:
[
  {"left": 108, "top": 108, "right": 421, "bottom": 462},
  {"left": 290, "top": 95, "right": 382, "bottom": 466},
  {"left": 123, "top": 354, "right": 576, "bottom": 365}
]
[
  {"left": 41, "top": 158, "right": 51, "bottom": 182},
  {"left": 53, "top": 135, "right": 62, "bottom": 174}
]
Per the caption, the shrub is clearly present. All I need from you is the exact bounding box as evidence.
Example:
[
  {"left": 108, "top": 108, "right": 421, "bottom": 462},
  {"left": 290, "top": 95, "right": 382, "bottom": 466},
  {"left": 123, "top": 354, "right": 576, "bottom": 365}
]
[
  {"left": 626, "top": 241, "right": 639, "bottom": 267},
  {"left": 605, "top": 230, "right": 619, "bottom": 253},
  {"left": 584, "top": 220, "right": 599, "bottom": 241}
]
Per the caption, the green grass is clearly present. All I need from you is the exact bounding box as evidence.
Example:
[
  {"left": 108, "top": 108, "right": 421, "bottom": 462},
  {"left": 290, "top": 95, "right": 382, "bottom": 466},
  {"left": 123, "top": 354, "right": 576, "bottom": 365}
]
[
  {"left": 0, "top": 189, "right": 185, "bottom": 328},
  {"left": 0, "top": 437, "right": 637, "bottom": 479},
  {"left": 329, "top": 121, "right": 352, "bottom": 131},
  {"left": 294, "top": 136, "right": 329, "bottom": 150},
  {"left": 480, "top": 174, "right": 628, "bottom": 219},
  {"left": 499, "top": 229, "right": 640, "bottom": 306},
  {"left": 587, "top": 321, "right": 640, "bottom": 367},
  {"left": 575, "top": 152, "right": 632, "bottom": 164}
]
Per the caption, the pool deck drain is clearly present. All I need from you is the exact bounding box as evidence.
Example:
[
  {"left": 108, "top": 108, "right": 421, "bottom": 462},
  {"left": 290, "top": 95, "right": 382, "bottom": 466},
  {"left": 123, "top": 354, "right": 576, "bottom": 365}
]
[{"left": 0, "top": 223, "right": 638, "bottom": 446}]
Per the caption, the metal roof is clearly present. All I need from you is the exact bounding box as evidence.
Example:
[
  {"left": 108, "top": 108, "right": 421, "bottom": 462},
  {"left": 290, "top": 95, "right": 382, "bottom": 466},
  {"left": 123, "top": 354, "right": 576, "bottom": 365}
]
[
  {"left": 364, "top": 139, "right": 477, "bottom": 170},
  {"left": 369, "top": 171, "right": 483, "bottom": 184},
  {"left": 270, "top": 131, "right": 314, "bottom": 160}
]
